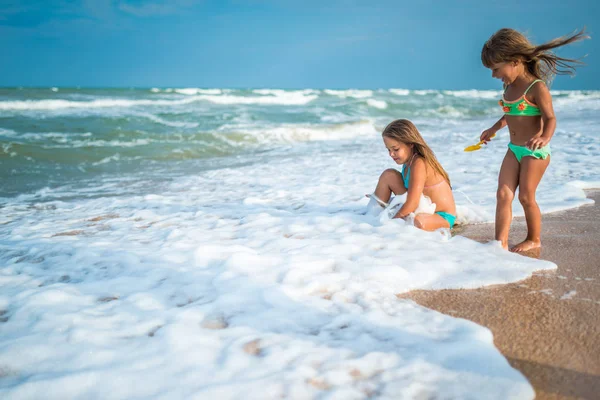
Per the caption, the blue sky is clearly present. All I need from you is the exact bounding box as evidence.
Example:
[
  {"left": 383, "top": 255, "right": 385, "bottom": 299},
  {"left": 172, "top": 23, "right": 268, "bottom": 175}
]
[{"left": 1, "top": 0, "right": 598, "bottom": 89}]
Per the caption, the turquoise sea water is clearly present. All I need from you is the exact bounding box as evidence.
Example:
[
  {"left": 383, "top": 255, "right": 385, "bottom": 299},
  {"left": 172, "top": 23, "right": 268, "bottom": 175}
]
[{"left": 1, "top": 87, "right": 599, "bottom": 200}]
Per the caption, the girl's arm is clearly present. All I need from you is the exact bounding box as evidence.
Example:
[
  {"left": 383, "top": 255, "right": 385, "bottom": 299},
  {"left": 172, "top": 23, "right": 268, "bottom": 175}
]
[
  {"left": 527, "top": 84, "right": 556, "bottom": 150},
  {"left": 480, "top": 116, "right": 506, "bottom": 143},
  {"left": 394, "top": 158, "right": 427, "bottom": 219}
]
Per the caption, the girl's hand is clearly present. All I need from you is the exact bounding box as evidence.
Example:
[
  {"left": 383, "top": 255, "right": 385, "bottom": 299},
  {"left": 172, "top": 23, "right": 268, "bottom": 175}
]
[
  {"left": 527, "top": 135, "right": 550, "bottom": 151},
  {"left": 392, "top": 209, "right": 407, "bottom": 220},
  {"left": 480, "top": 128, "right": 496, "bottom": 144}
]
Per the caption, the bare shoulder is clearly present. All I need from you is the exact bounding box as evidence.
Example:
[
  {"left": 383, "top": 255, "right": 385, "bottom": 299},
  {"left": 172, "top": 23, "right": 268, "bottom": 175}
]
[
  {"left": 530, "top": 80, "right": 551, "bottom": 101},
  {"left": 412, "top": 156, "right": 427, "bottom": 170},
  {"left": 528, "top": 80, "right": 554, "bottom": 114},
  {"left": 411, "top": 156, "right": 428, "bottom": 176}
]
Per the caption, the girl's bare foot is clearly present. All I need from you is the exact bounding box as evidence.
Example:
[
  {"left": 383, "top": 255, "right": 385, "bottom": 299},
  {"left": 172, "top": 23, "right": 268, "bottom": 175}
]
[{"left": 510, "top": 239, "right": 541, "bottom": 253}]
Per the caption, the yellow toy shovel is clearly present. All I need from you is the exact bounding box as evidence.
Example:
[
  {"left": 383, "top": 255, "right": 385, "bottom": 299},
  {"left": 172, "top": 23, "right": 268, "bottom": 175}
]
[{"left": 464, "top": 134, "right": 496, "bottom": 152}]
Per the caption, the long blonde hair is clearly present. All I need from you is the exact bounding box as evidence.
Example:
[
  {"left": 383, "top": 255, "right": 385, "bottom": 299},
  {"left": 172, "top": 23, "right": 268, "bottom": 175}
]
[
  {"left": 382, "top": 119, "right": 451, "bottom": 187},
  {"left": 481, "top": 28, "right": 589, "bottom": 83}
]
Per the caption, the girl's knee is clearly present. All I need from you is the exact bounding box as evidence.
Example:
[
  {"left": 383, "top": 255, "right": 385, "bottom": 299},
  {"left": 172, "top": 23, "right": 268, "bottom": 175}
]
[
  {"left": 380, "top": 168, "right": 399, "bottom": 180},
  {"left": 378, "top": 168, "right": 401, "bottom": 186},
  {"left": 496, "top": 186, "right": 514, "bottom": 203},
  {"left": 518, "top": 192, "right": 536, "bottom": 207}
]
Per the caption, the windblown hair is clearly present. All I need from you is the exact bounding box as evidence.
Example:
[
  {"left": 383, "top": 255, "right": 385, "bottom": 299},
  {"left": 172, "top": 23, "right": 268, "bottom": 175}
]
[
  {"left": 481, "top": 28, "right": 589, "bottom": 83},
  {"left": 382, "top": 119, "right": 451, "bottom": 187}
]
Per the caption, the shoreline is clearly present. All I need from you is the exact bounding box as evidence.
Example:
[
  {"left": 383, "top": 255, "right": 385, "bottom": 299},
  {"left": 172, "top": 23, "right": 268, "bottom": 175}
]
[{"left": 400, "top": 190, "right": 600, "bottom": 399}]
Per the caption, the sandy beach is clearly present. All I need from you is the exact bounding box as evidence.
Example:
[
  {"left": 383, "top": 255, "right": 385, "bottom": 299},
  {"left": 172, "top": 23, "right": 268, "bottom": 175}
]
[{"left": 401, "top": 190, "right": 600, "bottom": 399}]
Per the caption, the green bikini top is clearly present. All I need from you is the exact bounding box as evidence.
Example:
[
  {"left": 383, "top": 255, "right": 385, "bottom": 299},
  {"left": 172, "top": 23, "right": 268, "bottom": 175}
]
[{"left": 499, "top": 79, "right": 543, "bottom": 116}]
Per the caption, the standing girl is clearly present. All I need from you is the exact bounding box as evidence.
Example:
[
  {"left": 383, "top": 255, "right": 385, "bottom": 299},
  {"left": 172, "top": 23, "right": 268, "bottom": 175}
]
[
  {"left": 371, "top": 119, "right": 456, "bottom": 231},
  {"left": 480, "top": 28, "right": 589, "bottom": 252}
]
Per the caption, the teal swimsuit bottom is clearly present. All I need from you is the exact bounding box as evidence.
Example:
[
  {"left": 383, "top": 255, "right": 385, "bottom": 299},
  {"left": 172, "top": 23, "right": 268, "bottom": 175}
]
[
  {"left": 508, "top": 142, "right": 551, "bottom": 163},
  {"left": 401, "top": 164, "right": 456, "bottom": 228},
  {"left": 434, "top": 211, "right": 456, "bottom": 229}
]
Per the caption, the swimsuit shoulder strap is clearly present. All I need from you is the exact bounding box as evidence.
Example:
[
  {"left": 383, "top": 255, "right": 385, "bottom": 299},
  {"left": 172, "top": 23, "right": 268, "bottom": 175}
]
[
  {"left": 523, "top": 79, "right": 544, "bottom": 95},
  {"left": 402, "top": 153, "right": 420, "bottom": 188},
  {"left": 401, "top": 160, "right": 413, "bottom": 188}
]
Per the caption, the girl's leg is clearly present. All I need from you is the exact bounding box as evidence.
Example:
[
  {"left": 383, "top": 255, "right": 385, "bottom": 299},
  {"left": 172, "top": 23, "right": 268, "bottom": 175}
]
[
  {"left": 374, "top": 169, "right": 406, "bottom": 202},
  {"left": 496, "top": 150, "right": 520, "bottom": 250},
  {"left": 413, "top": 213, "right": 450, "bottom": 231},
  {"left": 511, "top": 156, "right": 551, "bottom": 252}
]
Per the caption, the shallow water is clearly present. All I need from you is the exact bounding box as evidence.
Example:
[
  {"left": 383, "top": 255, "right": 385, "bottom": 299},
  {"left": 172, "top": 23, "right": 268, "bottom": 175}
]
[{"left": 1, "top": 87, "right": 598, "bottom": 398}]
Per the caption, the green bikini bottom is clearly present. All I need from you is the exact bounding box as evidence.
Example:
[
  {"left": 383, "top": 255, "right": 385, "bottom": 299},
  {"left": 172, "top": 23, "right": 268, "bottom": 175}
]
[{"left": 508, "top": 143, "right": 551, "bottom": 163}]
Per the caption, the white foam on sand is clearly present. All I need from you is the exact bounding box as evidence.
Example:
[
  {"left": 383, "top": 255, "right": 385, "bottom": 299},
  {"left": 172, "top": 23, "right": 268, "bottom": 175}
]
[{"left": 0, "top": 150, "right": 555, "bottom": 399}]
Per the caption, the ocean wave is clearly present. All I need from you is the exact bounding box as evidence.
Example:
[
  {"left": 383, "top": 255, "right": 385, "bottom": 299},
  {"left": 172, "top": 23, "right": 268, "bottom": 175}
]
[
  {"left": 91, "top": 153, "right": 122, "bottom": 166},
  {"left": 424, "top": 105, "right": 471, "bottom": 118},
  {"left": 174, "top": 88, "right": 223, "bottom": 95},
  {"left": 319, "top": 112, "right": 358, "bottom": 124},
  {"left": 150, "top": 88, "right": 226, "bottom": 95},
  {"left": 55, "top": 138, "right": 153, "bottom": 149},
  {"left": 253, "top": 89, "right": 319, "bottom": 96},
  {"left": 414, "top": 90, "right": 439, "bottom": 95},
  {"left": 324, "top": 89, "right": 373, "bottom": 99},
  {"left": 366, "top": 99, "right": 388, "bottom": 109},
  {"left": 0, "top": 97, "right": 200, "bottom": 111},
  {"left": 222, "top": 120, "right": 378, "bottom": 143},
  {"left": 17, "top": 132, "right": 93, "bottom": 141},
  {"left": 4, "top": 121, "right": 377, "bottom": 153},
  {"left": 199, "top": 93, "right": 317, "bottom": 105},
  {"left": 0, "top": 92, "right": 318, "bottom": 112},
  {"left": 436, "top": 105, "right": 465, "bottom": 117},
  {"left": 550, "top": 90, "right": 600, "bottom": 98},
  {"left": 443, "top": 90, "right": 500, "bottom": 99},
  {"left": 1, "top": 137, "right": 237, "bottom": 165},
  {"left": 0, "top": 128, "right": 17, "bottom": 137},
  {"left": 552, "top": 91, "right": 600, "bottom": 101},
  {"left": 1, "top": 142, "right": 16, "bottom": 157},
  {"left": 135, "top": 112, "right": 200, "bottom": 128},
  {"left": 551, "top": 91, "right": 600, "bottom": 110},
  {"left": 389, "top": 89, "right": 410, "bottom": 96},
  {"left": 5, "top": 136, "right": 153, "bottom": 149}
]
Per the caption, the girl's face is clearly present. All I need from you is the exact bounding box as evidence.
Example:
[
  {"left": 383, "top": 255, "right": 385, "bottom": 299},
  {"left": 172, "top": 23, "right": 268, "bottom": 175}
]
[
  {"left": 489, "top": 61, "right": 520, "bottom": 85},
  {"left": 383, "top": 137, "right": 413, "bottom": 164}
]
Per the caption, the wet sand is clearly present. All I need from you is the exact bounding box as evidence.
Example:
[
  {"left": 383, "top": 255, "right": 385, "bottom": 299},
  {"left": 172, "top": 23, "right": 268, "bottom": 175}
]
[{"left": 400, "top": 190, "right": 600, "bottom": 399}]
